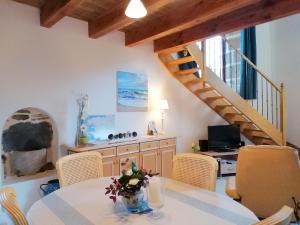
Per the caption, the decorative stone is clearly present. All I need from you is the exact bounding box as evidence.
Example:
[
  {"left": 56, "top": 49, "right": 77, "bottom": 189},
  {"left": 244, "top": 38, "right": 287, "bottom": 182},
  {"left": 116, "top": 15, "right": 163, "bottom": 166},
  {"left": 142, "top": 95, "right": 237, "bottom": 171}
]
[
  {"left": 10, "top": 148, "right": 47, "bottom": 176},
  {"left": 2, "top": 122, "right": 53, "bottom": 152}
]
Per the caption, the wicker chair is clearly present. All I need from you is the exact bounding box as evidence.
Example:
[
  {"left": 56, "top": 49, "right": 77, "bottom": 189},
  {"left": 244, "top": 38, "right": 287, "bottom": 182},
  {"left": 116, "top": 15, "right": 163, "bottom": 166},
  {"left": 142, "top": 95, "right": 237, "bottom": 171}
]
[
  {"left": 253, "top": 206, "right": 293, "bottom": 225},
  {"left": 172, "top": 153, "right": 218, "bottom": 191},
  {"left": 56, "top": 151, "right": 103, "bottom": 187},
  {"left": 0, "top": 187, "right": 29, "bottom": 225}
]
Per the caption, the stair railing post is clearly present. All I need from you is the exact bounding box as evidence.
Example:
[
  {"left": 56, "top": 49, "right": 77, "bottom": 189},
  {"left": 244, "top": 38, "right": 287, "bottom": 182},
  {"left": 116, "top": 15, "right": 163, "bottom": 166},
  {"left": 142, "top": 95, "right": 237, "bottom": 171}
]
[{"left": 280, "top": 83, "right": 286, "bottom": 145}]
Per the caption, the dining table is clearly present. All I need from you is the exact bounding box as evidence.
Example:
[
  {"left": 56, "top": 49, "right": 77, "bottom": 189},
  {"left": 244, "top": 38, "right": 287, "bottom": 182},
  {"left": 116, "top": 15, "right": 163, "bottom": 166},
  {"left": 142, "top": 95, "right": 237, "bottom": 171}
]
[{"left": 27, "top": 177, "right": 259, "bottom": 225}]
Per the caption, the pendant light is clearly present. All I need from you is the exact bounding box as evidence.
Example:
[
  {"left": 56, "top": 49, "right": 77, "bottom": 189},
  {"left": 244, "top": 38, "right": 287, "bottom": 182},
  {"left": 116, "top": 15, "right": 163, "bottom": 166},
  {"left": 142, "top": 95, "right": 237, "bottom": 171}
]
[{"left": 125, "top": 0, "right": 147, "bottom": 19}]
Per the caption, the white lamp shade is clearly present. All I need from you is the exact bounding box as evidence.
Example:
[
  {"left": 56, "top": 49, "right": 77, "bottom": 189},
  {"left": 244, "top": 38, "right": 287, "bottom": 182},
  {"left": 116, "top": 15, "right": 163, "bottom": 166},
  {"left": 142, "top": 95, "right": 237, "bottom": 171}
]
[
  {"left": 159, "top": 99, "right": 169, "bottom": 110},
  {"left": 125, "top": 0, "right": 147, "bottom": 19}
]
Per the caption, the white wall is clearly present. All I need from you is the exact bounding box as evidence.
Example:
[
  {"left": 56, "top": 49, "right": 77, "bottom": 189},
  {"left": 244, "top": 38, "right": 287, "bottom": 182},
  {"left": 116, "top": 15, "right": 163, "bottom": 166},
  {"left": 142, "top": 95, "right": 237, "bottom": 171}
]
[
  {"left": 0, "top": 0, "right": 225, "bottom": 214},
  {"left": 268, "top": 14, "right": 300, "bottom": 147},
  {"left": 256, "top": 23, "right": 272, "bottom": 76},
  {"left": 255, "top": 14, "right": 300, "bottom": 147}
]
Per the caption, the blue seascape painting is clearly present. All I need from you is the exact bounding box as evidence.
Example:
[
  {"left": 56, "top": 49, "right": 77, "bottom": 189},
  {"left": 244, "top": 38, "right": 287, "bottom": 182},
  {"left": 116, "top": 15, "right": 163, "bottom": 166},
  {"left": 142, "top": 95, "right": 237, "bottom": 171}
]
[{"left": 117, "top": 71, "right": 148, "bottom": 112}]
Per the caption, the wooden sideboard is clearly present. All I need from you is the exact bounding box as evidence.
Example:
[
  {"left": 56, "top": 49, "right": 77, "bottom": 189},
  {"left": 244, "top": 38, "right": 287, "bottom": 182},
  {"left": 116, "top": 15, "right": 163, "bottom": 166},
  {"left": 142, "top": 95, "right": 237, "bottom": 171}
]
[{"left": 64, "top": 136, "right": 176, "bottom": 178}]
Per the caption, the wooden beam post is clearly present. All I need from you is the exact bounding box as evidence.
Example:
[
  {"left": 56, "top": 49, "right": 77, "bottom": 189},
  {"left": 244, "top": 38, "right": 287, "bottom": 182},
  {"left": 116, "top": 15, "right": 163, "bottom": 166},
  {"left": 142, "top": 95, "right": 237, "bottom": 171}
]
[
  {"left": 41, "top": 0, "right": 83, "bottom": 28},
  {"left": 154, "top": 0, "right": 300, "bottom": 53},
  {"left": 125, "top": 0, "right": 260, "bottom": 46}
]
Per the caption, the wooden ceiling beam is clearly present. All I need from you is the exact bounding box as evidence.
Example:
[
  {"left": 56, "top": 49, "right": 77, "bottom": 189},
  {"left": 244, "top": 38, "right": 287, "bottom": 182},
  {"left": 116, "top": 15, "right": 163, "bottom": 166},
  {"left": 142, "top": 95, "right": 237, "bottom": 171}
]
[
  {"left": 154, "top": 0, "right": 300, "bottom": 53},
  {"left": 89, "top": 0, "right": 176, "bottom": 39},
  {"left": 40, "top": 0, "right": 83, "bottom": 28},
  {"left": 125, "top": 0, "right": 260, "bottom": 47}
]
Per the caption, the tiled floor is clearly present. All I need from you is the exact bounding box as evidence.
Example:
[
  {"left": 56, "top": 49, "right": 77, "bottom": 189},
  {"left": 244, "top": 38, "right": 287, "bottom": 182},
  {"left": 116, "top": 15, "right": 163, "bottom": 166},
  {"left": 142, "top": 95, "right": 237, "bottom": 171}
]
[{"left": 216, "top": 176, "right": 227, "bottom": 196}]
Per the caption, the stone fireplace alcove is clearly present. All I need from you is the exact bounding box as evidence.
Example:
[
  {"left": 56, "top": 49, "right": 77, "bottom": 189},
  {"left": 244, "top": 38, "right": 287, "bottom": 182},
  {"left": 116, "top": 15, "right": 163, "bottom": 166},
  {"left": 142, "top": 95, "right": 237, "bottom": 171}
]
[{"left": 1, "top": 107, "right": 58, "bottom": 184}]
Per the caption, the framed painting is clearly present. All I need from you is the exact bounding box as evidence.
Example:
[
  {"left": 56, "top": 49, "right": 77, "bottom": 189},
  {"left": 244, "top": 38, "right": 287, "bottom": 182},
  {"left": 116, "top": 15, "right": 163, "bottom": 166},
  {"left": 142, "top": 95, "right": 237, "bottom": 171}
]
[{"left": 117, "top": 71, "right": 148, "bottom": 112}]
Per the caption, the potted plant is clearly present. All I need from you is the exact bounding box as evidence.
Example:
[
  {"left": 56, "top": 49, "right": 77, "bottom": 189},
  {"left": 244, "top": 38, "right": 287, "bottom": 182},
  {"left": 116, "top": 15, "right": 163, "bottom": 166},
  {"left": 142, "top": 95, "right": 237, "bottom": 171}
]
[
  {"left": 76, "top": 94, "right": 89, "bottom": 146},
  {"left": 78, "top": 124, "right": 88, "bottom": 145},
  {"left": 105, "top": 159, "right": 158, "bottom": 209}
]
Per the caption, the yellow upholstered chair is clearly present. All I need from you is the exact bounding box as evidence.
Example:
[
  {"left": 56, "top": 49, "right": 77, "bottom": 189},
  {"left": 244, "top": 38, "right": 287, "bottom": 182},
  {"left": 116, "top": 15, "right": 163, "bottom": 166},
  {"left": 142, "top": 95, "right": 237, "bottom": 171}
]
[
  {"left": 226, "top": 145, "right": 300, "bottom": 220},
  {"left": 172, "top": 153, "right": 218, "bottom": 191},
  {"left": 56, "top": 151, "right": 103, "bottom": 187},
  {"left": 0, "top": 187, "right": 29, "bottom": 225},
  {"left": 253, "top": 206, "right": 293, "bottom": 225}
]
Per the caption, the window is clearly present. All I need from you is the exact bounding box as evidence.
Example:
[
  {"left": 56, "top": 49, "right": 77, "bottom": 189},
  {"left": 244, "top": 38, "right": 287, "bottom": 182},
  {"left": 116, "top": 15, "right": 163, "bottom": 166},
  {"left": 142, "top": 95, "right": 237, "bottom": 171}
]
[{"left": 202, "top": 32, "right": 241, "bottom": 93}]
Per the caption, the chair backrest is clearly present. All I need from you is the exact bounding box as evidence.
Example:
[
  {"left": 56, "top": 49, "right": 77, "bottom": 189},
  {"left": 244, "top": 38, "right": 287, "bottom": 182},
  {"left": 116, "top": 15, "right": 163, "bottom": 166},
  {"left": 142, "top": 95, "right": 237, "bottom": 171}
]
[
  {"left": 0, "top": 187, "right": 29, "bottom": 225},
  {"left": 172, "top": 153, "right": 218, "bottom": 191},
  {"left": 56, "top": 151, "right": 103, "bottom": 187},
  {"left": 236, "top": 145, "right": 300, "bottom": 219},
  {"left": 253, "top": 206, "right": 293, "bottom": 225}
]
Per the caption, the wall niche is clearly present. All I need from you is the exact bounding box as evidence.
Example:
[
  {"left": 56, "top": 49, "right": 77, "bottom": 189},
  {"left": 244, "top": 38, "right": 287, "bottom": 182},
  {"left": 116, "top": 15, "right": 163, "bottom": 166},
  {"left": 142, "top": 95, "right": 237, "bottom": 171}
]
[{"left": 1, "top": 107, "right": 57, "bottom": 184}]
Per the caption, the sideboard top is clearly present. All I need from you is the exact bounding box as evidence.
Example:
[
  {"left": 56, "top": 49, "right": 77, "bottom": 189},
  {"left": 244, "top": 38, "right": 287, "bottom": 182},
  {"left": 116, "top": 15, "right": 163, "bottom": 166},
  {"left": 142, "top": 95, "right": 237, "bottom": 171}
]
[{"left": 62, "top": 135, "right": 176, "bottom": 152}]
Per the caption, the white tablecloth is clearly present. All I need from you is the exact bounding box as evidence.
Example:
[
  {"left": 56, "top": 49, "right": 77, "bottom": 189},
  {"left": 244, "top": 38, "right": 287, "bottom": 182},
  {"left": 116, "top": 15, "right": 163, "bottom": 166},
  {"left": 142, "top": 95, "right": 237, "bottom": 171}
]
[{"left": 27, "top": 178, "right": 258, "bottom": 225}]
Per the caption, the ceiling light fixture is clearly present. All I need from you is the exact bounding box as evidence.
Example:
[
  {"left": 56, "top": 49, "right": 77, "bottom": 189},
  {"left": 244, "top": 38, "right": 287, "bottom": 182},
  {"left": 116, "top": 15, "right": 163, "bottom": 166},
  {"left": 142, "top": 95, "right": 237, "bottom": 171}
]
[{"left": 125, "top": 0, "right": 147, "bottom": 19}]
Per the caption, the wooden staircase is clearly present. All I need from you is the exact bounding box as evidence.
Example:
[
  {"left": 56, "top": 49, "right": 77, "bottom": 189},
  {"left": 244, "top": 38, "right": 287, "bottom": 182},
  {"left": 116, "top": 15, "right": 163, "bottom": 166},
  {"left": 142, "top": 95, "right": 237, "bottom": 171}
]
[{"left": 158, "top": 41, "right": 286, "bottom": 146}]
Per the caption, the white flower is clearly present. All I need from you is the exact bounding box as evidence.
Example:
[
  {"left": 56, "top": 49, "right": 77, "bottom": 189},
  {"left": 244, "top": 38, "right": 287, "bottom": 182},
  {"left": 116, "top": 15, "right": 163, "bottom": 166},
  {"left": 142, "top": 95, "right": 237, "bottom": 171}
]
[
  {"left": 80, "top": 124, "right": 87, "bottom": 132},
  {"left": 126, "top": 169, "right": 133, "bottom": 176},
  {"left": 128, "top": 178, "right": 139, "bottom": 186}
]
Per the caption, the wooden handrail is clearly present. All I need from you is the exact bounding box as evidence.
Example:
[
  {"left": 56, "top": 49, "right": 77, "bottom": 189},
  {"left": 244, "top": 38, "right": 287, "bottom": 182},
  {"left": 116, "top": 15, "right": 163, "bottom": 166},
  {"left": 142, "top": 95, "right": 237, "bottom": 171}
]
[{"left": 223, "top": 37, "right": 281, "bottom": 92}]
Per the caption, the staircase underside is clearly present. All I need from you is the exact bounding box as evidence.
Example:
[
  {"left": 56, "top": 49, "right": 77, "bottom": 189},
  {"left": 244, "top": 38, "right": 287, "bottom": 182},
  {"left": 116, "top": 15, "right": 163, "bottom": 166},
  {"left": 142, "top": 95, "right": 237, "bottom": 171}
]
[{"left": 158, "top": 45, "right": 283, "bottom": 146}]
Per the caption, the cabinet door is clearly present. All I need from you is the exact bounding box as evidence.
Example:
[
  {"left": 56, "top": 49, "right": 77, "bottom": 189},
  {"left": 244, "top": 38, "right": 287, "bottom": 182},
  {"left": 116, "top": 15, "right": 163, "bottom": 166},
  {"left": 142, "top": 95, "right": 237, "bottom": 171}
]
[
  {"left": 102, "top": 157, "right": 119, "bottom": 177},
  {"left": 160, "top": 147, "right": 176, "bottom": 178},
  {"left": 140, "top": 150, "right": 159, "bottom": 173},
  {"left": 118, "top": 153, "right": 140, "bottom": 175}
]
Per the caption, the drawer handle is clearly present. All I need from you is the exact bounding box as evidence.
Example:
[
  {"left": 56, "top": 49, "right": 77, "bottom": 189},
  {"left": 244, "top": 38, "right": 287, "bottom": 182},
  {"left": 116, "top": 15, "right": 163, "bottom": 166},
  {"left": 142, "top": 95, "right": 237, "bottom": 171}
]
[
  {"left": 166, "top": 142, "right": 168, "bottom": 145},
  {"left": 147, "top": 145, "right": 151, "bottom": 148},
  {"left": 126, "top": 149, "right": 129, "bottom": 151}
]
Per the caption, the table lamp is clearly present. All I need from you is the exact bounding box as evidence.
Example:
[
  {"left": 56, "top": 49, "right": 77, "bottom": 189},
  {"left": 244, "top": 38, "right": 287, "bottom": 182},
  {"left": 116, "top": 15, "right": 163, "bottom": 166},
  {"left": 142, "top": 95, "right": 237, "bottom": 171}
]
[{"left": 159, "top": 99, "right": 169, "bottom": 133}]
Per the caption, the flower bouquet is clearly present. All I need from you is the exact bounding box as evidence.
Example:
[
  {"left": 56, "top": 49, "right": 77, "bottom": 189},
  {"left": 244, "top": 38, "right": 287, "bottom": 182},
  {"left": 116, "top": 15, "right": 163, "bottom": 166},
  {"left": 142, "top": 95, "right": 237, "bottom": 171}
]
[{"left": 105, "top": 159, "right": 158, "bottom": 211}]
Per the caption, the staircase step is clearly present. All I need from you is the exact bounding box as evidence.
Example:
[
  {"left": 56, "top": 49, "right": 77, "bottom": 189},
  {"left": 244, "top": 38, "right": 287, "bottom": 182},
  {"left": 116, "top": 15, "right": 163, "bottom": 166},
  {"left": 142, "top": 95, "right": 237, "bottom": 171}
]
[
  {"left": 253, "top": 137, "right": 274, "bottom": 145},
  {"left": 194, "top": 87, "right": 214, "bottom": 95},
  {"left": 168, "top": 56, "right": 194, "bottom": 66},
  {"left": 185, "top": 79, "right": 202, "bottom": 86},
  {"left": 224, "top": 112, "right": 242, "bottom": 118},
  {"left": 243, "top": 128, "right": 262, "bottom": 133},
  {"left": 214, "top": 105, "right": 232, "bottom": 111},
  {"left": 234, "top": 120, "right": 252, "bottom": 125},
  {"left": 175, "top": 68, "right": 199, "bottom": 76},
  {"left": 262, "top": 139, "right": 275, "bottom": 145},
  {"left": 159, "top": 46, "right": 187, "bottom": 55},
  {"left": 243, "top": 128, "right": 267, "bottom": 136},
  {"left": 252, "top": 135, "right": 271, "bottom": 140},
  {"left": 206, "top": 96, "right": 224, "bottom": 102}
]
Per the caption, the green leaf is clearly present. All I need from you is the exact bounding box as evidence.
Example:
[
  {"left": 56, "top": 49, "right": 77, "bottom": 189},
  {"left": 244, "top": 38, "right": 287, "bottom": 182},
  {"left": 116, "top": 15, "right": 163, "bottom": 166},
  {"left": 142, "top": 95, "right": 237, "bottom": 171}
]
[
  {"left": 131, "top": 162, "right": 138, "bottom": 172},
  {"left": 118, "top": 175, "right": 130, "bottom": 186}
]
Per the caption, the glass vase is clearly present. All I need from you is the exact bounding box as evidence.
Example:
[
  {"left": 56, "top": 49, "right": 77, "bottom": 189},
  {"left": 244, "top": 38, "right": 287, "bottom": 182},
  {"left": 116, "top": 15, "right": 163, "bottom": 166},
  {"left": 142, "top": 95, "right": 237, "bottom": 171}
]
[{"left": 122, "top": 190, "right": 144, "bottom": 210}]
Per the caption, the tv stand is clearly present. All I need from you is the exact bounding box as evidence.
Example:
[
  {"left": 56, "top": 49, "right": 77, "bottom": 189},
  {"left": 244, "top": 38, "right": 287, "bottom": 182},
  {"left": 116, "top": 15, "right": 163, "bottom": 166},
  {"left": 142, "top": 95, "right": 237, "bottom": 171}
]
[
  {"left": 195, "top": 149, "right": 239, "bottom": 176},
  {"left": 198, "top": 149, "right": 239, "bottom": 157}
]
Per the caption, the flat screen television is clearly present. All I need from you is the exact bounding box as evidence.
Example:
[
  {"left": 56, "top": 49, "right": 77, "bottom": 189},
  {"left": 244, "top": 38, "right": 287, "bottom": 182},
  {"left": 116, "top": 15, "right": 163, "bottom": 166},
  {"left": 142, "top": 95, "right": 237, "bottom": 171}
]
[{"left": 208, "top": 125, "right": 241, "bottom": 150}]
